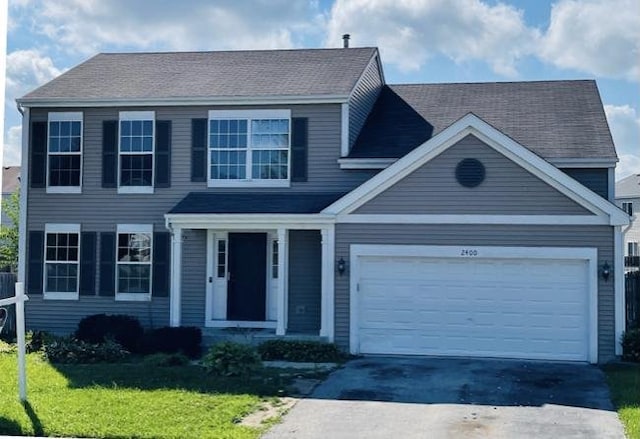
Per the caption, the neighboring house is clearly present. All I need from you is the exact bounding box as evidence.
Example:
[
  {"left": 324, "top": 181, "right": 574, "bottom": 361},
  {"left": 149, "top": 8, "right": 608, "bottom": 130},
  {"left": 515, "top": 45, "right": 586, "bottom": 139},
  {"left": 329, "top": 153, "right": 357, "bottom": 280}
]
[
  {"left": 16, "top": 46, "right": 629, "bottom": 364},
  {"left": 1, "top": 166, "right": 20, "bottom": 225},
  {"left": 616, "top": 174, "right": 640, "bottom": 271}
]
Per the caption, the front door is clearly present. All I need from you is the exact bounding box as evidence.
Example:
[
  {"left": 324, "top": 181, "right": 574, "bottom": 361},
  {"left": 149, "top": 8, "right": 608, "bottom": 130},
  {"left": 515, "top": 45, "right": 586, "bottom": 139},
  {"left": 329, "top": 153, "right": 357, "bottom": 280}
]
[{"left": 227, "top": 233, "right": 267, "bottom": 321}]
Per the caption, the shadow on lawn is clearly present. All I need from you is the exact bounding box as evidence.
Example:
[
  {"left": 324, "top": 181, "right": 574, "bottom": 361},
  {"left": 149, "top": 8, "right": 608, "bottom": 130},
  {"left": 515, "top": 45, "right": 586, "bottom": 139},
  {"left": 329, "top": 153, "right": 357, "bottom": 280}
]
[
  {"left": 22, "top": 401, "right": 44, "bottom": 436},
  {"left": 0, "top": 416, "right": 23, "bottom": 436},
  {"left": 50, "top": 362, "right": 289, "bottom": 396}
]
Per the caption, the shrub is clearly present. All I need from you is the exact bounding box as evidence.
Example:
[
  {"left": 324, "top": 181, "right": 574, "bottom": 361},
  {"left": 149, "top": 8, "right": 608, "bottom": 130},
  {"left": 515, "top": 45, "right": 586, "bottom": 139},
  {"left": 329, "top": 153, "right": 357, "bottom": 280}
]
[
  {"left": 43, "top": 338, "right": 129, "bottom": 364},
  {"left": 621, "top": 328, "right": 640, "bottom": 362},
  {"left": 202, "top": 342, "right": 262, "bottom": 377},
  {"left": 26, "top": 330, "right": 57, "bottom": 353},
  {"left": 258, "top": 340, "right": 346, "bottom": 363},
  {"left": 75, "top": 314, "right": 144, "bottom": 352},
  {"left": 0, "top": 339, "right": 16, "bottom": 354},
  {"left": 139, "top": 326, "right": 202, "bottom": 358},
  {"left": 143, "top": 352, "right": 190, "bottom": 367}
]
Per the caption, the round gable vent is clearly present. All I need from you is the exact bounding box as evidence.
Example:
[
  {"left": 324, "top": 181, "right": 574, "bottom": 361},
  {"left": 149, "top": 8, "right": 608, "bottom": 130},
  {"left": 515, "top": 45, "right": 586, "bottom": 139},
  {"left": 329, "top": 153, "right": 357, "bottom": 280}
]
[{"left": 455, "top": 158, "right": 485, "bottom": 188}]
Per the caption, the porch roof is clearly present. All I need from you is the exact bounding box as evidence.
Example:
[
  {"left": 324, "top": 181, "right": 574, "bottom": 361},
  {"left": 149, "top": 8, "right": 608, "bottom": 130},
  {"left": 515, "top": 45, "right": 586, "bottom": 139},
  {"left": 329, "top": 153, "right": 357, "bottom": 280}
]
[{"left": 169, "top": 192, "right": 347, "bottom": 214}]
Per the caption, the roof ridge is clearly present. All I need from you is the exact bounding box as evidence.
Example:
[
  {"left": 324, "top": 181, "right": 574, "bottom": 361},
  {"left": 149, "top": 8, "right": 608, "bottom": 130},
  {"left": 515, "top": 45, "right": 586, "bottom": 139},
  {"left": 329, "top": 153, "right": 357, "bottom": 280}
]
[
  {"left": 388, "top": 79, "right": 595, "bottom": 86},
  {"left": 96, "top": 47, "right": 378, "bottom": 56}
]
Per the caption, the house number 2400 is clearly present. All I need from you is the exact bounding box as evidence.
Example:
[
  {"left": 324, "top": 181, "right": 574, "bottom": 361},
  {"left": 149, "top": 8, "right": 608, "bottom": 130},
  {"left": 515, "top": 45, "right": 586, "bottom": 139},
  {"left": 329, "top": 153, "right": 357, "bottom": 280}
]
[{"left": 460, "top": 249, "right": 479, "bottom": 256}]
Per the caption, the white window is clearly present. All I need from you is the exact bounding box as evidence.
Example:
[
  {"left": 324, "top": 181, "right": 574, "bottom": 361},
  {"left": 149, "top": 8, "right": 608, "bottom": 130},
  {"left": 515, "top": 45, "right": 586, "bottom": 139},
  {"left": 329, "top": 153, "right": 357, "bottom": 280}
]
[
  {"left": 216, "top": 239, "right": 227, "bottom": 279},
  {"left": 47, "top": 112, "right": 83, "bottom": 193},
  {"left": 271, "top": 239, "right": 279, "bottom": 279},
  {"left": 208, "top": 110, "right": 291, "bottom": 187},
  {"left": 116, "top": 224, "right": 153, "bottom": 301},
  {"left": 628, "top": 242, "right": 639, "bottom": 257},
  {"left": 44, "top": 224, "right": 80, "bottom": 300},
  {"left": 118, "top": 111, "right": 155, "bottom": 194},
  {"left": 622, "top": 202, "right": 634, "bottom": 216}
]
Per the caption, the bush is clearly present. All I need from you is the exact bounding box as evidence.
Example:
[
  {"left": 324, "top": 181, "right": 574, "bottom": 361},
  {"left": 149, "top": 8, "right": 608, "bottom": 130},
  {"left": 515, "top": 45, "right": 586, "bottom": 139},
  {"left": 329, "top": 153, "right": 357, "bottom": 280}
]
[
  {"left": 202, "top": 342, "right": 262, "bottom": 377},
  {"left": 258, "top": 340, "right": 346, "bottom": 363},
  {"left": 75, "top": 314, "right": 144, "bottom": 352},
  {"left": 143, "top": 352, "right": 190, "bottom": 367},
  {"left": 621, "top": 328, "right": 640, "bottom": 362},
  {"left": 0, "top": 339, "right": 16, "bottom": 354},
  {"left": 43, "top": 338, "right": 129, "bottom": 364},
  {"left": 139, "top": 326, "right": 202, "bottom": 358},
  {"left": 26, "top": 330, "right": 57, "bottom": 353}
]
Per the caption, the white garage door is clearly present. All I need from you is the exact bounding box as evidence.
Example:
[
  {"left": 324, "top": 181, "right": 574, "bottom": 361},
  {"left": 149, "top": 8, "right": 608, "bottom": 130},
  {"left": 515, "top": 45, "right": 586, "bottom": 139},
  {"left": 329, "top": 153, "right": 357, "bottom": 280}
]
[{"left": 353, "top": 248, "right": 594, "bottom": 362}]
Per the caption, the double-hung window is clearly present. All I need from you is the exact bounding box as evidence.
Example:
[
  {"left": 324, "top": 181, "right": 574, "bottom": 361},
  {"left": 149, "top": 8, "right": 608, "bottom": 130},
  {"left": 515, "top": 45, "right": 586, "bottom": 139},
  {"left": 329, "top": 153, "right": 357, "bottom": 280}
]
[
  {"left": 119, "top": 111, "right": 155, "bottom": 193},
  {"left": 47, "top": 112, "right": 82, "bottom": 193},
  {"left": 623, "top": 202, "right": 634, "bottom": 216},
  {"left": 44, "top": 224, "right": 80, "bottom": 300},
  {"left": 629, "top": 242, "right": 639, "bottom": 257},
  {"left": 208, "top": 110, "right": 291, "bottom": 187},
  {"left": 116, "top": 224, "right": 152, "bottom": 301}
]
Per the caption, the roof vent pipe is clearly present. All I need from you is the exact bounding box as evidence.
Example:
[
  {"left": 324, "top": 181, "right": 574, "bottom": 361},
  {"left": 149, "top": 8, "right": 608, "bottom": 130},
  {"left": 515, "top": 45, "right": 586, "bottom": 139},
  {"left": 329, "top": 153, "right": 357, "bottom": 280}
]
[{"left": 342, "top": 34, "right": 350, "bottom": 48}]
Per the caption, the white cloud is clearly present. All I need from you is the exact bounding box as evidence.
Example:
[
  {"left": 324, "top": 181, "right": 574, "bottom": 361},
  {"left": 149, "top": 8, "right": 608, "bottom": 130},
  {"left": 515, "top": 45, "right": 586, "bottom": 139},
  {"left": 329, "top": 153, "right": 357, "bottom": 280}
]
[
  {"left": 3, "top": 125, "right": 22, "bottom": 166},
  {"left": 5, "top": 49, "right": 63, "bottom": 105},
  {"left": 22, "top": 0, "right": 323, "bottom": 55},
  {"left": 605, "top": 105, "right": 640, "bottom": 179},
  {"left": 326, "top": 0, "right": 539, "bottom": 76},
  {"left": 540, "top": 0, "right": 640, "bottom": 81}
]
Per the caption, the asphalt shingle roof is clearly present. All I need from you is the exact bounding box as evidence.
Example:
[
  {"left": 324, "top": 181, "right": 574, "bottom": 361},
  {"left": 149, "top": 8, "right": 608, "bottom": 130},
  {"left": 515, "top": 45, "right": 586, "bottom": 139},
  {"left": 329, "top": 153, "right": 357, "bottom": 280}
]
[
  {"left": 169, "top": 192, "right": 347, "bottom": 214},
  {"left": 350, "top": 81, "right": 617, "bottom": 161},
  {"left": 20, "top": 48, "right": 377, "bottom": 101},
  {"left": 1, "top": 166, "right": 20, "bottom": 194},
  {"left": 616, "top": 174, "right": 640, "bottom": 198}
]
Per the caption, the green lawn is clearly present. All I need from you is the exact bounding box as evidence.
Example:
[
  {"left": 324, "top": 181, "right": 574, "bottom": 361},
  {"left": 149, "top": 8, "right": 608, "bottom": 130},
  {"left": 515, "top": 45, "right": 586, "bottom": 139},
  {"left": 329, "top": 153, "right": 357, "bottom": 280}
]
[
  {"left": 0, "top": 353, "right": 290, "bottom": 438},
  {"left": 604, "top": 363, "right": 640, "bottom": 439}
]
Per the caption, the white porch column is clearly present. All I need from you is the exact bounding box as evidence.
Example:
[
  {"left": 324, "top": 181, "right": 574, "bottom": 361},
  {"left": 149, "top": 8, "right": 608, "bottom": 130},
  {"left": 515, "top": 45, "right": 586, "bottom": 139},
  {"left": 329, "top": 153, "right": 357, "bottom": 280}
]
[
  {"left": 614, "top": 225, "right": 624, "bottom": 356},
  {"left": 169, "top": 227, "right": 183, "bottom": 327},
  {"left": 276, "top": 228, "right": 288, "bottom": 335},
  {"left": 320, "top": 225, "right": 335, "bottom": 341}
]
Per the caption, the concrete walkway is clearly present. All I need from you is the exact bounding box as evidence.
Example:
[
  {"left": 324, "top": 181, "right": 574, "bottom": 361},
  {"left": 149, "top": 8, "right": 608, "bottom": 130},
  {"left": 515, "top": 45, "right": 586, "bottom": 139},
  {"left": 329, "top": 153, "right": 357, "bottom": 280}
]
[{"left": 263, "top": 356, "right": 626, "bottom": 439}]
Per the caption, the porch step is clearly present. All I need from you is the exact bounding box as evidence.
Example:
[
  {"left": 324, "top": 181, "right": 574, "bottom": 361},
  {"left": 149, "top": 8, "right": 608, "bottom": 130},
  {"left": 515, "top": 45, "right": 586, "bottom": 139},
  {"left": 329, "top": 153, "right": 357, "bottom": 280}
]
[{"left": 201, "top": 328, "right": 329, "bottom": 347}]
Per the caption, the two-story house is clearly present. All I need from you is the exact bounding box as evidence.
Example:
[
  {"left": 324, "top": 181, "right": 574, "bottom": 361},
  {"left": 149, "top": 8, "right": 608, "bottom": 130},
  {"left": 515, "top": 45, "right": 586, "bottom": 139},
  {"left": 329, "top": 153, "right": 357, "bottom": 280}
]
[
  {"left": 616, "top": 174, "right": 640, "bottom": 271},
  {"left": 16, "top": 47, "right": 628, "bottom": 363}
]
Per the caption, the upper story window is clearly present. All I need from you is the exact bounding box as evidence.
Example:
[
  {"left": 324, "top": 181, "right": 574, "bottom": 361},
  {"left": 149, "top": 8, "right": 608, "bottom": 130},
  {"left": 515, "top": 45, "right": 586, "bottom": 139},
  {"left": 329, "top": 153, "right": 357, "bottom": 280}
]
[
  {"left": 116, "top": 224, "right": 153, "bottom": 301},
  {"left": 208, "top": 110, "right": 290, "bottom": 187},
  {"left": 628, "top": 242, "right": 639, "bottom": 257},
  {"left": 47, "top": 112, "right": 82, "bottom": 193},
  {"left": 623, "top": 202, "right": 634, "bottom": 216},
  {"left": 119, "top": 111, "right": 155, "bottom": 193},
  {"left": 44, "top": 224, "right": 80, "bottom": 300}
]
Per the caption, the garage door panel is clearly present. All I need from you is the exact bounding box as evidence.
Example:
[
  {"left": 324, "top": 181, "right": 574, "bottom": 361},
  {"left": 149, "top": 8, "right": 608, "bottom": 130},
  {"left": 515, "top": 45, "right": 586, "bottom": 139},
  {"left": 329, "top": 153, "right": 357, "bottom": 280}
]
[{"left": 356, "top": 255, "right": 590, "bottom": 361}]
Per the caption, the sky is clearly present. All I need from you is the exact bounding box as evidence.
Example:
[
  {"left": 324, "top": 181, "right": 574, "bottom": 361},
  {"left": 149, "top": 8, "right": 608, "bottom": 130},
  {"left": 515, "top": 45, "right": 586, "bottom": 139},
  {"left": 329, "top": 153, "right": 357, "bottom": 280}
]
[{"left": 2, "top": 0, "right": 639, "bottom": 179}]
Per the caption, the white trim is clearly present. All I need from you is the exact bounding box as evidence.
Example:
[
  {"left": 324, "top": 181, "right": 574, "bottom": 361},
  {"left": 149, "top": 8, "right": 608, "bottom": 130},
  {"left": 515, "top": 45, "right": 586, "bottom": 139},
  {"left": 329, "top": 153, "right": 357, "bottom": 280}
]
[
  {"left": 46, "top": 186, "right": 82, "bottom": 194},
  {"left": 169, "top": 227, "right": 182, "bottom": 327},
  {"left": 43, "top": 223, "right": 81, "bottom": 301},
  {"left": 323, "top": 113, "right": 630, "bottom": 227},
  {"left": 550, "top": 158, "right": 617, "bottom": 168},
  {"left": 608, "top": 168, "right": 615, "bottom": 201},
  {"left": 117, "top": 186, "right": 155, "bottom": 194},
  {"left": 48, "top": 112, "right": 83, "bottom": 121},
  {"left": 17, "top": 95, "right": 350, "bottom": 108},
  {"left": 119, "top": 111, "right": 156, "bottom": 120},
  {"left": 17, "top": 108, "right": 29, "bottom": 285},
  {"left": 45, "top": 223, "right": 80, "bottom": 233},
  {"left": 337, "top": 214, "right": 610, "bottom": 225},
  {"left": 340, "top": 103, "right": 349, "bottom": 157},
  {"left": 165, "top": 213, "right": 335, "bottom": 229},
  {"left": 320, "top": 225, "right": 335, "bottom": 341},
  {"left": 614, "top": 226, "right": 625, "bottom": 356},
  {"left": 205, "top": 230, "right": 215, "bottom": 323},
  {"left": 206, "top": 320, "right": 277, "bottom": 329},
  {"left": 206, "top": 180, "right": 290, "bottom": 188},
  {"left": 276, "top": 228, "right": 288, "bottom": 335},
  {"left": 349, "top": 244, "right": 599, "bottom": 363},
  {"left": 115, "top": 224, "right": 153, "bottom": 302},
  {"left": 338, "top": 158, "right": 395, "bottom": 169},
  {"left": 208, "top": 109, "right": 290, "bottom": 119},
  {"left": 117, "top": 224, "right": 153, "bottom": 234},
  {"left": 115, "top": 293, "right": 152, "bottom": 302},
  {"left": 43, "top": 292, "right": 80, "bottom": 301}
]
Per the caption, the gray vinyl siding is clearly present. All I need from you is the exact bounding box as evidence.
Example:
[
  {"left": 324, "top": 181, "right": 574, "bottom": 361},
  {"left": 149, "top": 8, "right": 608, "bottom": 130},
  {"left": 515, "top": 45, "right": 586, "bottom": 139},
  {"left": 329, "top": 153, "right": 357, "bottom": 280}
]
[
  {"left": 181, "top": 229, "right": 207, "bottom": 327},
  {"left": 561, "top": 168, "right": 609, "bottom": 200},
  {"left": 356, "top": 135, "right": 591, "bottom": 215},
  {"left": 334, "top": 224, "right": 615, "bottom": 363},
  {"left": 287, "top": 230, "right": 321, "bottom": 333},
  {"left": 25, "top": 297, "right": 169, "bottom": 335},
  {"left": 348, "top": 56, "right": 383, "bottom": 150}
]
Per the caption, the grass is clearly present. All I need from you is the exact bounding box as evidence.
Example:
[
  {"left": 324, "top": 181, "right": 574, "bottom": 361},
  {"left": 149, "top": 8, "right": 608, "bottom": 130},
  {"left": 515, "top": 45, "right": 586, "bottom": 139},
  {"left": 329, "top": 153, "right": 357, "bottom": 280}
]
[
  {"left": 603, "top": 363, "right": 640, "bottom": 439},
  {"left": 0, "top": 352, "right": 294, "bottom": 439}
]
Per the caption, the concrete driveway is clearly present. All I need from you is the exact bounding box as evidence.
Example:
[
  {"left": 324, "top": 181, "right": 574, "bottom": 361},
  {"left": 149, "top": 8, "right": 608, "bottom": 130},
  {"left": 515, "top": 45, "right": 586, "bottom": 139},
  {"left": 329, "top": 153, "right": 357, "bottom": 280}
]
[{"left": 263, "top": 356, "right": 625, "bottom": 439}]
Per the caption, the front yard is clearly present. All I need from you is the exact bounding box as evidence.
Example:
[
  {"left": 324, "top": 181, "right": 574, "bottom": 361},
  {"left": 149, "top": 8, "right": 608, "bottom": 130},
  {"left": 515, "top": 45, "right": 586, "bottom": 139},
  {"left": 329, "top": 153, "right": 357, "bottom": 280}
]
[
  {"left": 0, "top": 353, "right": 293, "bottom": 438},
  {"left": 604, "top": 363, "right": 640, "bottom": 439}
]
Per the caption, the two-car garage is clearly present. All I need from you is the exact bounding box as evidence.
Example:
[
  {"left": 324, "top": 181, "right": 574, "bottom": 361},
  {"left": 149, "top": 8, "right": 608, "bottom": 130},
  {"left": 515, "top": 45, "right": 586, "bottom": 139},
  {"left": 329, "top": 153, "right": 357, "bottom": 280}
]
[{"left": 349, "top": 245, "right": 598, "bottom": 363}]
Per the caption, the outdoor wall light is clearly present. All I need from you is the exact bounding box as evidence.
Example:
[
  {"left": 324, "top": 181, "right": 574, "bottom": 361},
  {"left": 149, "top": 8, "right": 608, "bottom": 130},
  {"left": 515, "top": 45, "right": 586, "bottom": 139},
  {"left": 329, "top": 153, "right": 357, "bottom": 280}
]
[
  {"left": 337, "top": 257, "right": 346, "bottom": 276},
  {"left": 601, "top": 261, "right": 611, "bottom": 282}
]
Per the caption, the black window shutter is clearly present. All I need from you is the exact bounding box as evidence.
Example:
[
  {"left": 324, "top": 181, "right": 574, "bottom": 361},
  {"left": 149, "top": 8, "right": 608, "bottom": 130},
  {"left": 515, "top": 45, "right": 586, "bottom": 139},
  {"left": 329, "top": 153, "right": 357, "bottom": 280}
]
[
  {"left": 191, "top": 118, "right": 207, "bottom": 182},
  {"left": 152, "top": 231, "right": 171, "bottom": 297},
  {"left": 291, "top": 118, "right": 308, "bottom": 182},
  {"left": 102, "top": 121, "right": 118, "bottom": 188},
  {"left": 155, "top": 120, "right": 171, "bottom": 188},
  {"left": 30, "top": 121, "right": 47, "bottom": 188},
  {"left": 99, "top": 232, "right": 116, "bottom": 296},
  {"left": 79, "top": 232, "right": 96, "bottom": 296},
  {"left": 27, "top": 231, "right": 44, "bottom": 294}
]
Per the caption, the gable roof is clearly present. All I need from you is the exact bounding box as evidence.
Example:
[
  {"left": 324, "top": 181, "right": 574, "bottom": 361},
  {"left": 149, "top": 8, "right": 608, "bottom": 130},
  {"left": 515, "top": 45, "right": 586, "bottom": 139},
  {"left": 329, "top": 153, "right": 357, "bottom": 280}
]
[
  {"left": 326, "top": 113, "right": 629, "bottom": 226},
  {"left": 616, "top": 174, "right": 640, "bottom": 198},
  {"left": 18, "top": 48, "right": 378, "bottom": 105},
  {"left": 169, "top": 192, "right": 346, "bottom": 215},
  {"left": 2, "top": 166, "right": 20, "bottom": 194},
  {"left": 349, "top": 81, "right": 616, "bottom": 161}
]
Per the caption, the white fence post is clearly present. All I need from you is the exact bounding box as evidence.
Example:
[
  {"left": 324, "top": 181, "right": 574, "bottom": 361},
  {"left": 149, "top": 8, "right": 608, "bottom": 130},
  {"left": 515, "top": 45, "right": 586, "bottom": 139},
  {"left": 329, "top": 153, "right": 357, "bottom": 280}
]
[{"left": 15, "top": 282, "right": 27, "bottom": 401}]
